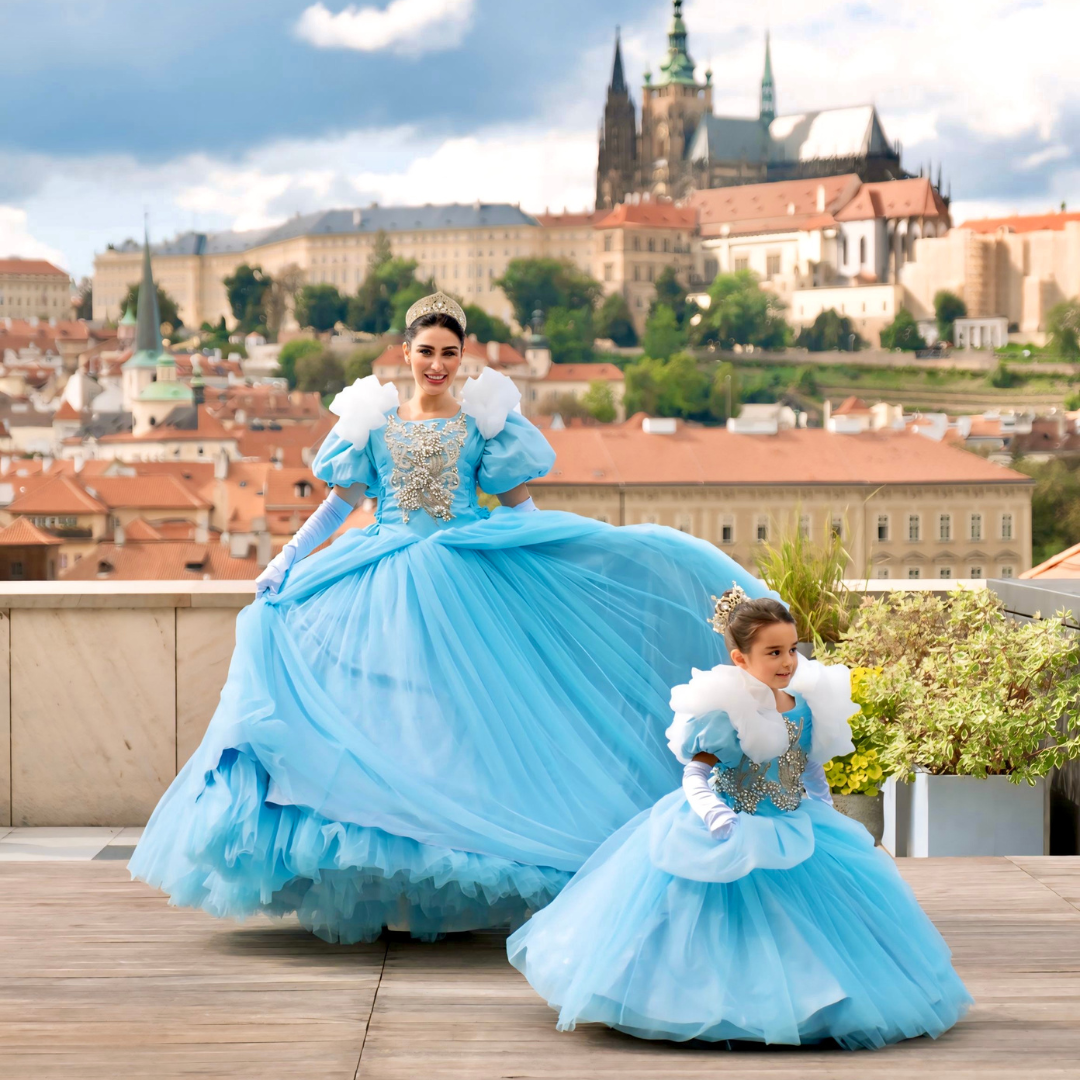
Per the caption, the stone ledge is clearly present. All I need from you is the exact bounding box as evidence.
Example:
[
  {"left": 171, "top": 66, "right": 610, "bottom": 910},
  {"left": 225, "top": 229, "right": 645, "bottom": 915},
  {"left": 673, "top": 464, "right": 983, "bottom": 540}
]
[{"left": 0, "top": 580, "right": 254, "bottom": 609}]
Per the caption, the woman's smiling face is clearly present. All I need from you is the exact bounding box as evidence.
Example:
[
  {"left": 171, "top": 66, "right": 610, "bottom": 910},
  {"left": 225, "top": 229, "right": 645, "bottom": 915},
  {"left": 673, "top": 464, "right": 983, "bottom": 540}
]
[{"left": 404, "top": 326, "right": 462, "bottom": 399}]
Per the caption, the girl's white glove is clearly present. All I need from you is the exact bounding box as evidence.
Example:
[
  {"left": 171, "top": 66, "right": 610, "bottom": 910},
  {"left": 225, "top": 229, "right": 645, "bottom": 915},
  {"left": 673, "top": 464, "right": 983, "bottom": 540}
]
[
  {"left": 802, "top": 760, "right": 835, "bottom": 806},
  {"left": 682, "top": 760, "right": 738, "bottom": 841},
  {"left": 511, "top": 497, "right": 538, "bottom": 513},
  {"left": 255, "top": 491, "right": 353, "bottom": 598}
]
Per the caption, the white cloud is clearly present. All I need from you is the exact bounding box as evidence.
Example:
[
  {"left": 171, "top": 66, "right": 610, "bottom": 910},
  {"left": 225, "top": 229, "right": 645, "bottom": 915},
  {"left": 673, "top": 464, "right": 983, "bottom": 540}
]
[
  {"left": 1016, "top": 144, "right": 1071, "bottom": 171},
  {"left": 0, "top": 206, "right": 68, "bottom": 270},
  {"left": 294, "top": 0, "right": 476, "bottom": 55}
]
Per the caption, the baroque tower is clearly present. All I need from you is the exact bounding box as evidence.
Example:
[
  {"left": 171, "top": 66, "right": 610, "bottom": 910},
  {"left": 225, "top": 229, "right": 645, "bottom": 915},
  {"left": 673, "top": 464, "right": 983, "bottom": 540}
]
[
  {"left": 596, "top": 29, "right": 638, "bottom": 210},
  {"left": 638, "top": 0, "right": 713, "bottom": 199}
]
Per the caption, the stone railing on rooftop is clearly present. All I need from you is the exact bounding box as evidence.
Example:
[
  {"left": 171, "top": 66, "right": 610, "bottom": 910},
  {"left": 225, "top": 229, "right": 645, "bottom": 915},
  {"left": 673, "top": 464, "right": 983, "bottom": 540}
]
[{"left": 0, "top": 578, "right": 1003, "bottom": 828}]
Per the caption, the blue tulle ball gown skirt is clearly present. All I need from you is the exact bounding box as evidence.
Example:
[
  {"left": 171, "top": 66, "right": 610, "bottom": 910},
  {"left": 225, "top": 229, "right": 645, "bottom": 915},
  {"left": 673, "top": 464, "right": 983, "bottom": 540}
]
[
  {"left": 129, "top": 509, "right": 768, "bottom": 943},
  {"left": 507, "top": 796, "right": 973, "bottom": 1049}
]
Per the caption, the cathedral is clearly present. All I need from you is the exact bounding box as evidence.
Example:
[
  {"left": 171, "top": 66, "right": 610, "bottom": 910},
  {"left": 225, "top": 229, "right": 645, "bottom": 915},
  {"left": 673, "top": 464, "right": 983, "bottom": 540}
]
[{"left": 597, "top": 1, "right": 907, "bottom": 208}]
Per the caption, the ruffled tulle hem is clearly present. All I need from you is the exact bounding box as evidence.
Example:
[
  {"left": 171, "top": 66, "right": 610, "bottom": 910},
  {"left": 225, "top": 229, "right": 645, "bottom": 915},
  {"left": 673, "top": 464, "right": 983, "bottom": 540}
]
[
  {"left": 130, "top": 749, "right": 570, "bottom": 944},
  {"left": 508, "top": 802, "right": 972, "bottom": 1048}
]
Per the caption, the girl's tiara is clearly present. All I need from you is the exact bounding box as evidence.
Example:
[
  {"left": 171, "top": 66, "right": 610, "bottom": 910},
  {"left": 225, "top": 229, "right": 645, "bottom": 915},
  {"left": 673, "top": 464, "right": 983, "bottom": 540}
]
[{"left": 708, "top": 583, "right": 751, "bottom": 636}]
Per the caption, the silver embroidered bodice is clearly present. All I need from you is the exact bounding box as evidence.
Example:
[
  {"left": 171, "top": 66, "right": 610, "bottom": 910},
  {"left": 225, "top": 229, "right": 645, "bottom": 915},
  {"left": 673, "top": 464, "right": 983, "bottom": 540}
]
[
  {"left": 710, "top": 719, "right": 808, "bottom": 814},
  {"left": 384, "top": 412, "right": 468, "bottom": 524}
]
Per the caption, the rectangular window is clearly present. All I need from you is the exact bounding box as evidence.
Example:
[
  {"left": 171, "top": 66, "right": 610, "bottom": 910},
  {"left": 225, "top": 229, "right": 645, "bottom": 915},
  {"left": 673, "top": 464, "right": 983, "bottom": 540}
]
[
  {"left": 604, "top": 263, "right": 613, "bottom": 282},
  {"left": 1000, "top": 565, "right": 1014, "bottom": 579},
  {"left": 939, "top": 567, "right": 952, "bottom": 579},
  {"left": 633, "top": 266, "right": 640, "bottom": 282},
  {"left": 756, "top": 517, "right": 769, "bottom": 543},
  {"left": 603, "top": 234, "right": 613, "bottom": 252},
  {"left": 970, "top": 566, "right": 984, "bottom": 579},
  {"left": 766, "top": 254, "right": 781, "bottom": 278},
  {"left": 720, "top": 516, "right": 735, "bottom": 544},
  {"left": 1001, "top": 513, "right": 1014, "bottom": 540},
  {"left": 970, "top": 513, "right": 983, "bottom": 541},
  {"left": 908, "top": 567, "right": 921, "bottom": 579},
  {"left": 831, "top": 516, "right": 844, "bottom": 540},
  {"left": 908, "top": 514, "right": 920, "bottom": 542},
  {"left": 734, "top": 256, "right": 749, "bottom": 272},
  {"left": 875, "top": 567, "right": 890, "bottom": 579},
  {"left": 876, "top": 514, "right": 890, "bottom": 541},
  {"left": 939, "top": 513, "right": 951, "bottom": 542}
]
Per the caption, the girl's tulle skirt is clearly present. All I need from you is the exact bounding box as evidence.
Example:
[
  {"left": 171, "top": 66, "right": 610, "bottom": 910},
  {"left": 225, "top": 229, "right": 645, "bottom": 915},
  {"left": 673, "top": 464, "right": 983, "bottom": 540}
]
[
  {"left": 130, "top": 510, "right": 767, "bottom": 943},
  {"left": 508, "top": 795, "right": 973, "bottom": 1049}
]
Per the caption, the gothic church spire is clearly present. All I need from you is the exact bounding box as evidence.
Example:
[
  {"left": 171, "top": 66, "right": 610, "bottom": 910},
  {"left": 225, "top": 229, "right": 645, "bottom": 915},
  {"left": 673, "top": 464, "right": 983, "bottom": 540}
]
[
  {"left": 610, "top": 27, "right": 627, "bottom": 95},
  {"left": 760, "top": 31, "right": 776, "bottom": 126}
]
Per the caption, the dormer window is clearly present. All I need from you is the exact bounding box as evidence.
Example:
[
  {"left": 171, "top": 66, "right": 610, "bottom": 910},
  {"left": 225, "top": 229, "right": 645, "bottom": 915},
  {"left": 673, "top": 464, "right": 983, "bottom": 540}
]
[{"left": 294, "top": 481, "right": 312, "bottom": 498}]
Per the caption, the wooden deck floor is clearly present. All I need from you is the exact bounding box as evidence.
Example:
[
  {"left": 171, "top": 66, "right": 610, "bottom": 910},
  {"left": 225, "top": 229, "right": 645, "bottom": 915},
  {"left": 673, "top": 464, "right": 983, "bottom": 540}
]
[{"left": 1, "top": 857, "right": 1079, "bottom": 1079}]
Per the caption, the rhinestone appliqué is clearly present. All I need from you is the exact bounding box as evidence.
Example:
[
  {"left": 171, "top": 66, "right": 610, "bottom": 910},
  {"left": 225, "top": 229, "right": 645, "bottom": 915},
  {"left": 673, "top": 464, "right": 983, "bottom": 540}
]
[
  {"left": 384, "top": 412, "right": 468, "bottom": 523},
  {"left": 710, "top": 719, "right": 808, "bottom": 815}
]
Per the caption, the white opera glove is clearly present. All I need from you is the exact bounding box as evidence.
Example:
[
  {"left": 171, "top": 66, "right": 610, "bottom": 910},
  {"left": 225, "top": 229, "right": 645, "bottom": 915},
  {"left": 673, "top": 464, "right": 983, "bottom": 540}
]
[
  {"left": 511, "top": 497, "right": 537, "bottom": 513},
  {"left": 255, "top": 491, "right": 353, "bottom": 598},
  {"left": 682, "top": 761, "right": 738, "bottom": 841},
  {"left": 802, "top": 760, "right": 835, "bottom": 806}
]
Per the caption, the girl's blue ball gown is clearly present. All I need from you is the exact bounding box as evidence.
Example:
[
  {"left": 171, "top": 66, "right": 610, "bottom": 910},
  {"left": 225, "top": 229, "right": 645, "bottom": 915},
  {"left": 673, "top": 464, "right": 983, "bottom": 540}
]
[
  {"left": 507, "top": 662, "right": 973, "bottom": 1049},
  {"left": 129, "top": 374, "right": 770, "bottom": 944}
]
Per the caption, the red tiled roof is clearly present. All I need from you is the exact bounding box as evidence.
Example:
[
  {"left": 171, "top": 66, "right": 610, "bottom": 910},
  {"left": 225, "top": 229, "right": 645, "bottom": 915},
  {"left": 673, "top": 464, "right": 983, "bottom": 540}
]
[
  {"left": 536, "top": 210, "right": 609, "bottom": 228},
  {"left": 834, "top": 178, "right": 949, "bottom": 222},
  {"left": 82, "top": 475, "right": 212, "bottom": 510},
  {"left": 60, "top": 541, "right": 261, "bottom": 581},
  {"left": 832, "top": 396, "right": 871, "bottom": 415},
  {"left": 121, "top": 518, "right": 165, "bottom": 541},
  {"left": 595, "top": 203, "right": 697, "bottom": 230},
  {"left": 544, "top": 363, "right": 624, "bottom": 383},
  {"left": 690, "top": 175, "right": 861, "bottom": 237},
  {"left": 534, "top": 422, "right": 1032, "bottom": 487},
  {"left": 0, "top": 260, "right": 69, "bottom": 277},
  {"left": 0, "top": 517, "right": 63, "bottom": 545},
  {"left": 237, "top": 415, "right": 335, "bottom": 467},
  {"left": 6, "top": 474, "right": 107, "bottom": 514},
  {"left": 53, "top": 400, "right": 82, "bottom": 422},
  {"left": 961, "top": 211, "right": 1080, "bottom": 235},
  {"left": 1022, "top": 541, "right": 1080, "bottom": 579}
]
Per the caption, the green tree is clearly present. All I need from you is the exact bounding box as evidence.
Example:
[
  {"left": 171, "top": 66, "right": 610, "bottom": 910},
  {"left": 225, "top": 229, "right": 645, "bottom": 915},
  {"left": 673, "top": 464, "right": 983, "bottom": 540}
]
[
  {"left": 1001, "top": 458, "right": 1080, "bottom": 571},
  {"left": 695, "top": 270, "right": 789, "bottom": 349},
  {"left": 343, "top": 345, "right": 382, "bottom": 385},
  {"left": 295, "top": 348, "right": 346, "bottom": 397},
  {"left": 119, "top": 282, "right": 181, "bottom": 333},
  {"left": 544, "top": 306, "right": 595, "bottom": 364},
  {"left": 624, "top": 352, "right": 710, "bottom": 420},
  {"left": 879, "top": 307, "right": 927, "bottom": 351},
  {"left": 390, "top": 279, "right": 434, "bottom": 334},
  {"left": 1046, "top": 299, "right": 1080, "bottom": 360},
  {"left": 296, "top": 284, "right": 347, "bottom": 333},
  {"left": 708, "top": 361, "right": 739, "bottom": 421},
  {"left": 276, "top": 338, "right": 323, "bottom": 388},
  {"left": 461, "top": 304, "right": 513, "bottom": 344},
  {"left": 796, "top": 309, "right": 863, "bottom": 352},
  {"left": 989, "top": 360, "right": 1019, "bottom": 388},
  {"left": 348, "top": 232, "right": 429, "bottom": 334},
  {"left": 224, "top": 264, "right": 271, "bottom": 333},
  {"left": 582, "top": 379, "right": 617, "bottom": 423},
  {"left": 642, "top": 303, "right": 686, "bottom": 359},
  {"left": 650, "top": 266, "right": 689, "bottom": 325},
  {"left": 594, "top": 292, "right": 637, "bottom": 347},
  {"left": 496, "top": 258, "right": 601, "bottom": 328},
  {"left": 74, "top": 277, "right": 92, "bottom": 321},
  {"left": 933, "top": 289, "right": 967, "bottom": 345}
]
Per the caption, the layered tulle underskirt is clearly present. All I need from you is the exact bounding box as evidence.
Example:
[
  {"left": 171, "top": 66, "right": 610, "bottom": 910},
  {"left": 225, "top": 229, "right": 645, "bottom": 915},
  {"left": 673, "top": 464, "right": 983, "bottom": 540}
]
[
  {"left": 508, "top": 796, "right": 972, "bottom": 1049},
  {"left": 131, "top": 510, "right": 768, "bottom": 941}
]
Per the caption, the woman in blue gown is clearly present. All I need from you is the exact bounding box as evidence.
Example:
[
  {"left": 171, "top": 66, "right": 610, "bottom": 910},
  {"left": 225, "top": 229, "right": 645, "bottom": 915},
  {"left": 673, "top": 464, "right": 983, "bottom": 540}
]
[
  {"left": 130, "top": 292, "right": 770, "bottom": 944},
  {"left": 508, "top": 591, "right": 972, "bottom": 1048}
]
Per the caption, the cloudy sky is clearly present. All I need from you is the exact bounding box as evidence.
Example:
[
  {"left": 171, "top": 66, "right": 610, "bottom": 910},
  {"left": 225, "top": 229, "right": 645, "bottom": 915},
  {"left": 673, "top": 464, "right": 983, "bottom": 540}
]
[{"left": 0, "top": 0, "right": 1076, "bottom": 278}]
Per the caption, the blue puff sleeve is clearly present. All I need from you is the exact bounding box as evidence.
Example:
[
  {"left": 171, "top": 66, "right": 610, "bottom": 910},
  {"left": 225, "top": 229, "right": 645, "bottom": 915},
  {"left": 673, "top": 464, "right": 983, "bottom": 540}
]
[
  {"left": 667, "top": 709, "right": 743, "bottom": 766},
  {"left": 311, "top": 429, "right": 378, "bottom": 492},
  {"left": 477, "top": 412, "right": 556, "bottom": 495}
]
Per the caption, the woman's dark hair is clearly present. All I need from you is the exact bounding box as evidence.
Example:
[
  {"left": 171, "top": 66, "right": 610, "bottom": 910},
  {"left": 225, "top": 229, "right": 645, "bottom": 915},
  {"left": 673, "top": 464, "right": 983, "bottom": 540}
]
[
  {"left": 723, "top": 594, "right": 795, "bottom": 654},
  {"left": 404, "top": 312, "right": 465, "bottom": 347}
]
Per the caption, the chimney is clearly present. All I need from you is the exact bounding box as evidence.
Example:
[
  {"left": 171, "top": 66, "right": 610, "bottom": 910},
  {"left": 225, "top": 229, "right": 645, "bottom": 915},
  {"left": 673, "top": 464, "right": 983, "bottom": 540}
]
[
  {"left": 115, "top": 524, "right": 125, "bottom": 546},
  {"left": 1, "top": 455, "right": 11, "bottom": 476},
  {"left": 487, "top": 340, "right": 501, "bottom": 363},
  {"left": 194, "top": 523, "right": 209, "bottom": 544},
  {"left": 816, "top": 184, "right": 825, "bottom": 212},
  {"left": 214, "top": 449, "right": 230, "bottom": 480},
  {"left": 256, "top": 530, "right": 272, "bottom": 568},
  {"left": 41, "top": 456, "right": 52, "bottom": 473}
]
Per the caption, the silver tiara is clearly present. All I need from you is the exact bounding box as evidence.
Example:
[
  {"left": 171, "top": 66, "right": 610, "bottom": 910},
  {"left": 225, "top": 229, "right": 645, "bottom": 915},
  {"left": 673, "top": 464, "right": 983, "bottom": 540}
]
[
  {"left": 708, "top": 584, "right": 751, "bottom": 636},
  {"left": 405, "top": 291, "right": 467, "bottom": 332}
]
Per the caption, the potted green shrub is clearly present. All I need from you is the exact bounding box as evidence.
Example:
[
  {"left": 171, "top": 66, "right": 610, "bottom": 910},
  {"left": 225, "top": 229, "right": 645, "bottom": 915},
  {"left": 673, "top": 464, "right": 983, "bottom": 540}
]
[{"left": 833, "top": 588, "right": 1080, "bottom": 856}]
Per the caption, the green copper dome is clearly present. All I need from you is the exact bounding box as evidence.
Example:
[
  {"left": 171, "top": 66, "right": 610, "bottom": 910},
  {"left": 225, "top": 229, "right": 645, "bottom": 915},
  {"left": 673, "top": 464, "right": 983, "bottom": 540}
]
[
  {"left": 654, "top": 0, "right": 699, "bottom": 87},
  {"left": 137, "top": 380, "right": 193, "bottom": 403}
]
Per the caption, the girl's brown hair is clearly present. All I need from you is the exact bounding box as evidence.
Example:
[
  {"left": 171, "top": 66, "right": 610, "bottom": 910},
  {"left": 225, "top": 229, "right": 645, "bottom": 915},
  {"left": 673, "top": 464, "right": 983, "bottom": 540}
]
[{"left": 722, "top": 593, "right": 795, "bottom": 654}]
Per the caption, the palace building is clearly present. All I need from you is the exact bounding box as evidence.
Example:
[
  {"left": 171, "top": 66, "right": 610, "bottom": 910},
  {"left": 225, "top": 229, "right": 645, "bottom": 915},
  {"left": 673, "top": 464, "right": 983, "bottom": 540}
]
[{"left": 597, "top": 2, "right": 907, "bottom": 207}]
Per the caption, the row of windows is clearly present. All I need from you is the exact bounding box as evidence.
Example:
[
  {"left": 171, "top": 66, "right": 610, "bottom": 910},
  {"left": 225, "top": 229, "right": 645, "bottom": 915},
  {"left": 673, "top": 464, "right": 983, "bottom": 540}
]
[
  {"left": 879, "top": 512, "right": 1014, "bottom": 543},
  {"left": 313, "top": 230, "right": 528, "bottom": 247},
  {"left": 877, "top": 566, "right": 1015, "bottom": 580},
  {"left": 603, "top": 234, "right": 686, "bottom": 253}
]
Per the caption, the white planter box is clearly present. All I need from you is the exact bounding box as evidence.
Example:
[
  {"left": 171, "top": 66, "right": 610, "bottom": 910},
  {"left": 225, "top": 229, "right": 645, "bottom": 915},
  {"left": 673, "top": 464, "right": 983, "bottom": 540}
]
[{"left": 883, "top": 773, "right": 1049, "bottom": 857}]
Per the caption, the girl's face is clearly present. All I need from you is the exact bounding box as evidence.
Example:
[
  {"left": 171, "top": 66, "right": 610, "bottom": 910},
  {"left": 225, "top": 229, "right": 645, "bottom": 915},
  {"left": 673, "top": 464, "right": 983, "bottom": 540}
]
[
  {"left": 731, "top": 621, "right": 799, "bottom": 691},
  {"left": 404, "top": 327, "right": 462, "bottom": 398}
]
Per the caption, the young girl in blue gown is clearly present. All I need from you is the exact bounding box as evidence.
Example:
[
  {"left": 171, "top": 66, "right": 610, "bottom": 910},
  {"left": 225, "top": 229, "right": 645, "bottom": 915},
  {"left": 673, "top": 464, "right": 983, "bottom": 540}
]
[
  {"left": 130, "top": 293, "right": 775, "bottom": 944},
  {"left": 508, "top": 589, "right": 972, "bottom": 1049}
]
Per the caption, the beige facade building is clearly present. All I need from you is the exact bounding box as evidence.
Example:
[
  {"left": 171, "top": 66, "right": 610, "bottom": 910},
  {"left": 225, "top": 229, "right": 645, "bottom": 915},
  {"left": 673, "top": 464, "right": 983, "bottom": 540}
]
[
  {"left": 534, "top": 211, "right": 606, "bottom": 278},
  {"left": 0, "top": 259, "right": 72, "bottom": 319},
  {"left": 94, "top": 204, "right": 547, "bottom": 332},
  {"left": 531, "top": 418, "right": 1032, "bottom": 580},
  {"left": 901, "top": 211, "right": 1080, "bottom": 336}
]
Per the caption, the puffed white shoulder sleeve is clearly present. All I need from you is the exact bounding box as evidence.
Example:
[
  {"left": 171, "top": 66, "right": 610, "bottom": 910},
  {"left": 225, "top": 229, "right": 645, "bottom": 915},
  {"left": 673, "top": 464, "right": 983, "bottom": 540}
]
[
  {"left": 666, "top": 664, "right": 790, "bottom": 765},
  {"left": 328, "top": 374, "right": 399, "bottom": 449},
  {"left": 460, "top": 367, "right": 521, "bottom": 439},
  {"left": 786, "top": 654, "right": 858, "bottom": 764}
]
